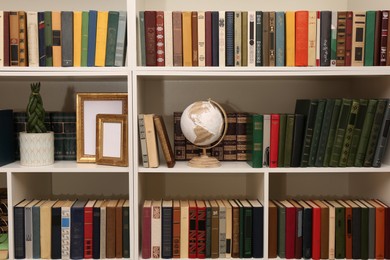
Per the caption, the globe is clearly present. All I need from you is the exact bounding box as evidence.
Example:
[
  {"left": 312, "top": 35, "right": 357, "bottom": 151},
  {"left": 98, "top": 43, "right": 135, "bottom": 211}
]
[{"left": 180, "top": 99, "right": 227, "bottom": 167}]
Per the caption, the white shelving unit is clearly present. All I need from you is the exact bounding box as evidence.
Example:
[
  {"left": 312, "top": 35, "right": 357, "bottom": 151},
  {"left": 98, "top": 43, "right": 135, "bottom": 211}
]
[{"left": 1, "top": 0, "right": 390, "bottom": 259}]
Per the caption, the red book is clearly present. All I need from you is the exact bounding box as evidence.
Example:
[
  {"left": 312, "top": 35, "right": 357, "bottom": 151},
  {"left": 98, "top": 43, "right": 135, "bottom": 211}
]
[
  {"left": 307, "top": 200, "right": 321, "bottom": 260},
  {"left": 345, "top": 11, "right": 353, "bottom": 66},
  {"left": 3, "top": 12, "right": 10, "bottom": 66},
  {"left": 142, "top": 200, "right": 152, "bottom": 259},
  {"left": 289, "top": 200, "right": 303, "bottom": 259},
  {"left": 375, "top": 199, "right": 390, "bottom": 259},
  {"left": 196, "top": 200, "right": 206, "bottom": 258},
  {"left": 144, "top": 11, "right": 157, "bottom": 66},
  {"left": 172, "top": 201, "right": 181, "bottom": 258},
  {"left": 84, "top": 200, "right": 96, "bottom": 259},
  {"left": 380, "top": 11, "right": 389, "bottom": 66},
  {"left": 374, "top": 11, "right": 382, "bottom": 66},
  {"left": 205, "top": 11, "right": 212, "bottom": 66},
  {"left": 280, "top": 200, "right": 296, "bottom": 259},
  {"left": 295, "top": 11, "right": 309, "bottom": 66},
  {"left": 270, "top": 114, "right": 280, "bottom": 168},
  {"left": 188, "top": 200, "right": 198, "bottom": 258},
  {"left": 156, "top": 11, "right": 165, "bottom": 66}
]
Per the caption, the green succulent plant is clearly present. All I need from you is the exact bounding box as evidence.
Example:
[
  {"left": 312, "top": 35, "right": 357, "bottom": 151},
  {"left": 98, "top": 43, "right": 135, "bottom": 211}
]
[{"left": 26, "top": 82, "right": 47, "bottom": 133}]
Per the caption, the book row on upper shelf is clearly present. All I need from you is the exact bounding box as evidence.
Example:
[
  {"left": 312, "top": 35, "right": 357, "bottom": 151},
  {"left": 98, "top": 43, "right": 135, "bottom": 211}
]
[
  {"left": 139, "top": 10, "right": 390, "bottom": 67},
  {"left": 0, "top": 10, "right": 127, "bottom": 68},
  {"left": 13, "top": 199, "right": 130, "bottom": 259}
]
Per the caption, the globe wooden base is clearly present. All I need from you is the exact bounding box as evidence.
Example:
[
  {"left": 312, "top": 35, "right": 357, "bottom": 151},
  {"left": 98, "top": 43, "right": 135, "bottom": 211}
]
[{"left": 188, "top": 154, "right": 221, "bottom": 168}]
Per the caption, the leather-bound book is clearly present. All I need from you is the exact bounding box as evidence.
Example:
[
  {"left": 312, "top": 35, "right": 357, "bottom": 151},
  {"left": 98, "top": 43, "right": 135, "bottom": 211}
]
[
  {"left": 336, "top": 11, "right": 347, "bottom": 66},
  {"left": 205, "top": 11, "right": 212, "bottom": 66},
  {"left": 351, "top": 12, "right": 366, "bottom": 66},
  {"left": 172, "top": 200, "right": 181, "bottom": 258},
  {"left": 144, "top": 11, "right": 157, "bottom": 66},
  {"left": 380, "top": 11, "right": 389, "bottom": 65},
  {"left": 115, "top": 199, "right": 125, "bottom": 258},
  {"left": 154, "top": 115, "right": 175, "bottom": 168},
  {"left": 196, "top": 200, "right": 206, "bottom": 258},
  {"left": 105, "top": 200, "right": 118, "bottom": 258},
  {"left": 156, "top": 11, "right": 165, "bottom": 66},
  {"left": 345, "top": 11, "right": 353, "bottom": 66},
  {"left": 268, "top": 200, "right": 277, "bottom": 258},
  {"left": 191, "top": 11, "right": 198, "bottom": 66},
  {"left": 142, "top": 200, "right": 152, "bottom": 259},
  {"left": 182, "top": 11, "right": 192, "bottom": 67}
]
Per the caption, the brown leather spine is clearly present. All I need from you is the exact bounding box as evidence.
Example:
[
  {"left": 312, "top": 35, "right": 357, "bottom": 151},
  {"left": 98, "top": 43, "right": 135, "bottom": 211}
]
[
  {"left": 191, "top": 11, "right": 198, "bottom": 66},
  {"left": 144, "top": 11, "right": 157, "bottom": 66},
  {"left": 172, "top": 11, "right": 183, "bottom": 66}
]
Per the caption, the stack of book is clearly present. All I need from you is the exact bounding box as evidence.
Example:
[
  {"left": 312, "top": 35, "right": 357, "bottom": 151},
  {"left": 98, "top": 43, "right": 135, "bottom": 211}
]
[
  {"left": 13, "top": 199, "right": 130, "bottom": 259},
  {"left": 142, "top": 199, "right": 263, "bottom": 259},
  {"left": 269, "top": 199, "right": 390, "bottom": 259},
  {"left": 140, "top": 10, "right": 390, "bottom": 67},
  {"left": 0, "top": 10, "right": 127, "bottom": 67}
]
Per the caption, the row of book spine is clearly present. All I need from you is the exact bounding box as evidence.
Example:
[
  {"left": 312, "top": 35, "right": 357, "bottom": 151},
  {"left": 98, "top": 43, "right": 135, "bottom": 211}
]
[
  {"left": 268, "top": 199, "right": 390, "bottom": 260},
  {"left": 0, "top": 10, "right": 127, "bottom": 67},
  {"left": 13, "top": 198, "right": 129, "bottom": 259},
  {"left": 142, "top": 199, "right": 263, "bottom": 259},
  {"left": 139, "top": 10, "right": 390, "bottom": 67}
]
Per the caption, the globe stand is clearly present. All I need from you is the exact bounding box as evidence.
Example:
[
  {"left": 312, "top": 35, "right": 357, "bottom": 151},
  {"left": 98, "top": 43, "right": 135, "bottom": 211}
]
[{"left": 188, "top": 148, "right": 221, "bottom": 168}]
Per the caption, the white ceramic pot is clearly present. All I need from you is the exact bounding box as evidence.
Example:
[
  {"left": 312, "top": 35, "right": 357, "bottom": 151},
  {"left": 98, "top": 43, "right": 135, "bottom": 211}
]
[{"left": 19, "top": 131, "right": 54, "bottom": 166}]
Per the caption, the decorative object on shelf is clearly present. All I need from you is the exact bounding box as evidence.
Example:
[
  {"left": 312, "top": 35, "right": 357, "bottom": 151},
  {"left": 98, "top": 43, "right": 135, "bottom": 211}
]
[
  {"left": 19, "top": 82, "right": 54, "bottom": 166},
  {"left": 96, "top": 114, "right": 128, "bottom": 167},
  {"left": 76, "top": 93, "right": 128, "bottom": 163},
  {"left": 180, "top": 99, "right": 228, "bottom": 167}
]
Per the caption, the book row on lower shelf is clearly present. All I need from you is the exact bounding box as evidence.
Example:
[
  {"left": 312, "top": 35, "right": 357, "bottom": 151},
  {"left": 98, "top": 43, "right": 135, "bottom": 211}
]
[
  {"left": 140, "top": 10, "right": 390, "bottom": 67},
  {"left": 13, "top": 198, "right": 130, "bottom": 259},
  {"left": 0, "top": 10, "right": 127, "bottom": 67}
]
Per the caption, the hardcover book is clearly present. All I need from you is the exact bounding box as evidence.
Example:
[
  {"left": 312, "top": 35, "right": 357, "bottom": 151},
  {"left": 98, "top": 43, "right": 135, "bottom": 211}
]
[
  {"left": 154, "top": 115, "right": 175, "bottom": 168},
  {"left": 0, "top": 110, "right": 15, "bottom": 166},
  {"left": 70, "top": 200, "right": 87, "bottom": 259},
  {"left": 142, "top": 200, "right": 152, "bottom": 259},
  {"left": 105, "top": 11, "right": 120, "bottom": 67},
  {"left": 161, "top": 200, "right": 173, "bottom": 259}
]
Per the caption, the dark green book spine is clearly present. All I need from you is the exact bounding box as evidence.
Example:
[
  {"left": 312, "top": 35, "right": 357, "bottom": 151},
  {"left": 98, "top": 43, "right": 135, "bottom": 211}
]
[
  {"left": 363, "top": 99, "right": 387, "bottom": 166},
  {"left": 372, "top": 100, "right": 390, "bottom": 167},
  {"left": 329, "top": 99, "right": 352, "bottom": 167},
  {"left": 238, "top": 201, "right": 245, "bottom": 258},
  {"left": 44, "top": 11, "right": 53, "bottom": 66},
  {"left": 308, "top": 99, "right": 326, "bottom": 166},
  {"left": 324, "top": 99, "right": 343, "bottom": 166},
  {"left": 335, "top": 207, "right": 346, "bottom": 259},
  {"left": 364, "top": 11, "right": 376, "bottom": 66},
  {"left": 339, "top": 99, "right": 360, "bottom": 167},
  {"left": 277, "top": 204, "right": 286, "bottom": 258},
  {"left": 105, "top": 11, "right": 120, "bottom": 66},
  {"left": 360, "top": 207, "right": 369, "bottom": 259},
  {"left": 347, "top": 99, "right": 368, "bottom": 166},
  {"left": 247, "top": 114, "right": 263, "bottom": 168},
  {"left": 278, "top": 114, "right": 287, "bottom": 167},
  {"left": 315, "top": 99, "right": 336, "bottom": 167},
  {"left": 205, "top": 205, "right": 212, "bottom": 258},
  {"left": 81, "top": 11, "right": 89, "bottom": 67},
  {"left": 283, "top": 114, "right": 295, "bottom": 167},
  {"left": 243, "top": 207, "right": 252, "bottom": 258},
  {"left": 122, "top": 205, "right": 130, "bottom": 258},
  {"left": 355, "top": 99, "right": 378, "bottom": 166}
]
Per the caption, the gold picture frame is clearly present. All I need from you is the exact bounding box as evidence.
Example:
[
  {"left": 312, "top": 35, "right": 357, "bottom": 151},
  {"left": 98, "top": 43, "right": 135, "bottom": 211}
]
[
  {"left": 96, "top": 114, "right": 128, "bottom": 167},
  {"left": 76, "top": 93, "right": 128, "bottom": 163}
]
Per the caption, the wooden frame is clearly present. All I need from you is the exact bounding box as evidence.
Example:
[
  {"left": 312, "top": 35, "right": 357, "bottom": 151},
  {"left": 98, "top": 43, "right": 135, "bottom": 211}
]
[
  {"left": 76, "top": 93, "right": 128, "bottom": 163},
  {"left": 96, "top": 114, "right": 128, "bottom": 167}
]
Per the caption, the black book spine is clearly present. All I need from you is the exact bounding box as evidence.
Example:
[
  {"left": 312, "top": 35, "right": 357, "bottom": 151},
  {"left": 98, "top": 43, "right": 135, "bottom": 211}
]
[
  {"left": 92, "top": 207, "right": 101, "bottom": 259},
  {"left": 70, "top": 207, "right": 84, "bottom": 259},
  {"left": 291, "top": 114, "right": 305, "bottom": 167},
  {"left": 211, "top": 11, "right": 219, "bottom": 66},
  {"left": 320, "top": 11, "right": 332, "bottom": 66},
  {"left": 372, "top": 100, "right": 390, "bottom": 167},
  {"left": 14, "top": 207, "right": 25, "bottom": 259},
  {"left": 352, "top": 207, "right": 361, "bottom": 259},
  {"left": 205, "top": 205, "right": 212, "bottom": 258},
  {"left": 38, "top": 12, "right": 46, "bottom": 66},
  {"left": 302, "top": 208, "right": 312, "bottom": 259},
  {"left": 225, "top": 11, "right": 235, "bottom": 66},
  {"left": 252, "top": 205, "right": 263, "bottom": 258},
  {"left": 51, "top": 207, "right": 62, "bottom": 259},
  {"left": 161, "top": 206, "right": 173, "bottom": 258},
  {"left": 0, "top": 110, "right": 15, "bottom": 166},
  {"left": 255, "top": 11, "right": 263, "bottom": 66}
]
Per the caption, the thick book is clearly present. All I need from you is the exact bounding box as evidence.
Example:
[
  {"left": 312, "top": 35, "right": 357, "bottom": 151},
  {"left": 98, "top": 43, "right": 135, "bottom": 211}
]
[
  {"left": 308, "top": 11, "right": 317, "bottom": 66},
  {"left": 43, "top": 11, "right": 53, "bottom": 66},
  {"left": 248, "top": 11, "right": 255, "bottom": 67},
  {"left": 273, "top": 200, "right": 286, "bottom": 258},
  {"left": 278, "top": 114, "right": 287, "bottom": 167},
  {"left": 345, "top": 200, "right": 362, "bottom": 259},
  {"left": 327, "top": 200, "right": 345, "bottom": 259},
  {"left": 376, "top": 200, "right": 390, "bottom": 259},
  {"left": 173, "top": 112, "right": 186, "bottom": 161},
  {"left": 188, "top": 200, "right": 198, "bottom": 258},
  {"left": 268, "top": 200, "right": 277, "bottom": 258},
  {"left": 84, "top": 200, "right": 96, "bottom": 259},
  {"left": 122, "top": 200, "right": 130, "bottom": 258},
  {"left": 172, "top": 200, "right": 180, "bottom": 258},
  {"left": 289, "top": 200, "right": 303, "bottom": 259},
  {"left": 247, "top": 114, "right": 263, "bottom": 168},
  {"left": 354, "top": 200, "right": 369, "bottom": 259},
  {"left": 144, "top": 11, "right": 157, "bottom": 66},
  {"left": 14, "top": 200, "right": 31, "bottom": 259},
  {"left": 306, "top": 200, "right": 321, "bottom": 260},
  {"left": 268, "top": 12, "right": 275, "bottom": 66},
  {"left": 314, "top": 200, "right": 330, "bottom": 259},
  {"left": 0, "top": 110, "right": 15, "bottom": 166},
  {"left": 283, "top": 114, "right": 295, "bottom": 167},
  {"left": 210, "top": 200, "right": 219, "bottom": 258},
  {"left": 87, "top": 10, "right": 97, "bottom": 67},
  {"left": 360, "top": 200, "right": 375, "bottom": 259},
  {"left": 204, "top": 201, "right": 212, "bottom": 258},
  {"left": 331, "top": 11, "right": 337, "bottom": 66},
  {"left": 51, "top": 11, "right": 62, "bottom": 67},
  {"left": 105, "top": 11, "right": 120, "bottom": 66},
  {"left": 151, "top": 200, "right": 162, "bottom": 258},
  {"left": 164, "top": 11, "right": 173, "bottom": 67},
  {"left": 106, "top": 200, "right": 118, "bottom": 258},
  {"left": 380, "top": 11, "right": 389, "bottom": 65},
  {"left": 285, "top": 11, "right": 295, "bottom": 66},
  {"left": 61, "top": 200, "right": 75, "bottom": 259},
  {"left": 197, "top": 11, "right": 205, "bottom": 67},
  {"left": 154, "top": 115, "right": 175, "bottom": 168},
  {"left": 100, "top": 201, "right": 108, "bottom": 259},
  {"left": 24, "top": 200, "right": 40, "bottom": 259},
  {"left": 236, "top": 112, "right": 249, "bottom": 161},
  {"left": 248, "top": 200, "right": 263, "bottom": 258},
  {"left": 205, "top": 11, "right": 212, "bottom": 66},
  {"left": 336, "top": 11, "right": 347, "bottom": 66},
  {"left": 37, "top": 12, "right": 46, "bottom": 66},
  {"left": 18, "top": 11, "right": 27, "bottom": 66},
  {"left": 80, "top": 11, "right": 89, "bottom": 67},
  {"left": 229, "top": 200, "right": 240, "bottom": 258},
  {"left": 295, "top": 11, "right": 309, "bottom": 66},
  {"left": 322, "top": 201, "right": 336, "bottom": 259},
  {"left": 337, "top": 200, "right": 353, "bottom": 259},
  {"left": 297, "top": 200, "right": 313, "bottom": 259},
  {"left": 364, "top": 11, "right": 376, "bottom": 66},
  {"left": 372, "top": 100, "right": 390, "bottom": 167},
  {"left": 367, "top": 199, "right": 385, "bottom": 259},
  {"left": 142, "top": 200, "right": 152, "bottom": 259},
  {"left": 223, "top": 112, "right": 237, "bottom": 161},
  {"left": 280, "top": 200, "right": 296, "bottom": 259},
  {"left": 196, "top": 200, "right": 206, "bottom": 258},
  {"left": 234, "top": 12, "right": 242, "bottom": 66},
  {"left": 216, "top": 200, "right": 226, "bottom": 258},
  {"left": 211, "top": 11, "right": 219, "bottom": 66},
  {"left": 222, "top": 200, "right": 232, "bottom": 258},
  {"left": 262, "top": 114, "right": 271, "bottom": 167},
  {"left": 32, "top": 200, "right": 45, "bottom": 258},
  {"left": 191, "top": 12, "right": 198, "bottom": 67},
  {"left": 351, "top": 12, "right": 366, "bottom": 66},
  {"left": 172, "top": 11, "right": 182, "bottom": 66},
  {"left": 275, "top": 11, "right": 285, "bottom": 66},
  {"left": 241, "top": 11, "right": 248, "bottom": 66},
  {"left": 162, "top": 200, "right": 173, "bottom": 259},
  {"left": 51, "top": 201, "right": 67, "bottom": 259},
  {"left": 182, "top": 12, "right": 192, "bottom": 67},
  {"left": 95, "top": 11, "right": 108, "bottom": 66},
  {"left": 144, "top": 114, "right": 159, "bottom": 167},
  {"left": 219, "top": 11, "right": 226, "bottom": 67},
  {"left": 9, "top": 11, "right": 20, "bottom": 66},
  {"left": 239, "top": 200, "right": 253, "bottom": 258},
  {"left": 138, "top": 114, "right": 149, "bottom": 167},
  {"left": 374, "top": 11, "right": 382, "bottom": 66},
  {"left": 345, "top": 12, "right": 353, "bottom": 66},
  {"left": 26, "top": 12, "right": 38, "bottom": 67},
  {"left": 255, "top": 11, "right": 263, "bottom": 66},
  {"left": 70, "top": 200, "right": 87, "bottom": 259},
  {"left": 320, "top": 11, "right": 332, "bottom": 66}
]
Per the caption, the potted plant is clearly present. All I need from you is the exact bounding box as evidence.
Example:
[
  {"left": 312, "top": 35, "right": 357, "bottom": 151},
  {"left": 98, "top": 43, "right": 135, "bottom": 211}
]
[{"left": 19, "top": 82, "right": 54, "bottom": 166}]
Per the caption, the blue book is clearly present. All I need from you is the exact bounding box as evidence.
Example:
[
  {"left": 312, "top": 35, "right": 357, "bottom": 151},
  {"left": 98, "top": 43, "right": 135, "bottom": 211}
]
[
  {"left": 87, "top": 10, "right": 97, "bottom": 67},
  {"left": 255, "top": 11, "right": 263, "bottom": 66},
  {"left": 275, "top": 11, "right": 285, "bottom": 66},
  {"left": 211, "top": 11, "right": 219, "bottom": 66},
  {"left": 225, "top": 11, "right": 235, "bottom": 66},
  {"left": 249, "top": 200, "right": 263, "bottom": 258},
  {"left": 70, "top": 200, "right": 87, "bottom": 259},
  {"left": 51, "top": 203, "right": 62, "bottom": 259},
  {"left": 38, "top": 12, "right": 46, "bottom": 66}
]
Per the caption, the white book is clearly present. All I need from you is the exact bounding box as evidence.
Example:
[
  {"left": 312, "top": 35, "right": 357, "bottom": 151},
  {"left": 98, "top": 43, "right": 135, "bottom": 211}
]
[
  {"left": 234, "top": 11, "right": 242, "bottom": 66},
  {"left": 0, "top": 11, "right": 3, "bottom": 66},
  {"left": 308, "top": 11, "right": 317, "bottom": 67},
  {"left": 25, "top": 200, "right": 40, "bottom": 259},
  {"left": 27, "top": 11, "right": 39, "bottom": 67},
  {"left": 180, "top": 200, "right": 189, "bottom": 258},
  {"left": 323, "top": 200, "right": 335, "bottom": 259},
  {"left": 152, "top": 200, "right": 162, "bottom": 258},
  {"left": 144, "top": 114, "right": 159, "bottom": 167},
  {"left": 100, "top": 201, "right": 107, "bottom": 259},
  {"left": 217, "top": 200, "right": 226, "bottom": 258},
  {"left": 316, "top": 11, "right": 321, "bottom": 66},
  {"left": 248, "top": 11, "right": 256, "bottom": 67},
  {"left": 263, "top": 114, "right": 271, "bottom": 167},
  {"left": 222, "top": 200, "right": 232, "bottom": 258},
  {"left": 61, "top": 200, "right": 75, "bottom": 260},
  {"left": 330, "top": 11, "right": 337, "bottom": 67},
  {"left": 219, "top": 11, "right": 226, "bottom": 67},
  {"left": 198, "top": 11, "right": 206, "bottom": 67},
  {"left": 138, "top": 114, "right": 149, "bottom": 168},
  {"left": 164, "top": 11, "right": 173, "bottom": 67}
]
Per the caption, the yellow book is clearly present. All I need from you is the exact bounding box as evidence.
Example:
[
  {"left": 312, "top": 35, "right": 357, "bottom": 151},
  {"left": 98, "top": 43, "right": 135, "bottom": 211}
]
[
  {"left": 182, "top": 11, "right": 192, "bottom": 66},
  {"left": 52, "top": 11, "right": 62, "bottom": 67},
  {"left": 73, "top": 11, "right": 82, "bottom": 67},
  {"left": 285, "top": 11, "right": 295, "bottom": 66},
  {"left": 95, "top": 11, "right": 108, "bottom": 67},
  {"left": 308, "top": 11, "right": 317, "bottom": 66},
  {"left": 40, "top": 200, "right": 58, "bottom": 259}
]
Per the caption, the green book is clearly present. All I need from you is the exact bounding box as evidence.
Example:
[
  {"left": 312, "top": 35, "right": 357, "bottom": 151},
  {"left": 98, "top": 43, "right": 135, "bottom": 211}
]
[
  {"left": 241, "top": 12, "right": 248, "bottom": 66},
  {"left": 283, "top": 114, "right": 295, "bottom": 167},
  {"left": 355, "top": 200, "right": 369, "bottom": 259},
  {"left": 278, "top": 114, "right": 287, "bottom": 167},
  {"left": 364, "top": 11, "right": 376, "bottom": 66},
  {"left": 339, "top": 99, "right": 360, "bottom": 167},
  {"left": 247, "top": 114, "right": 263, "bottom": 168},
  {"left": 105, "top": 11, "right": 120, "bottom": 66},
  {"left": 327, "top": 201, "right": 345, "bottom": 259},
  {"left": 241, "top": 200, "right": 252, "bottom": 258},
  {"left": 122, "top": 201, "right": 130, "bottom": 258},
  {"left": 363, "top": 99, "right": 388, "bottom": 166},
  {"left": 308, "top": 99, "right": 326, "bottom": 166},
  {"left": 329, "top": 98, "right": 352, "bottom": 167},
  {"left": 295, "top": 99, "right": 319, "bottom": 167},
  {"left": 237, "top": 200, "right": 245, "bottom": 258},
  {"left": 323, "top": 99, "right": 342, "bottom": 167},
  {"left": 139, "top": 11, "right": 146, "bottom": 66},
  {"left": 44, "top": 11, "right": 53, "bottom": 66},
  {"left": 347, "top": 99, "right": 368, "bottom": 166},
  {"left": 315, "top": 99, "right": 336, "bottom": 167},
  {"left": 81, "top": 11, "right": 89, "bottom": 67},
  {"left": 274, "top": 201, "right": 286, "bottom": 258}
]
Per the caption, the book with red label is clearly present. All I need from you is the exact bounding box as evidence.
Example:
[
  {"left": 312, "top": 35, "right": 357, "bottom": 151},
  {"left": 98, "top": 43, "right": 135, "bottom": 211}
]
[
  {"left": 188, "top": 200, "right": 198, "bottom": 258},
  {"left": 270, "top": 114, "right": 280, "bottom": 168},
  {"left": 84, "top": 200, "right": 96, "bottom": 259},
  {"left": 280, "top": 200, "right": 296, "bottom": 259},
  {"left": 142, "top": 200, "right": 152, "bottom": 259},
  {"left": 306, "top": 200, "right": 321, "bottom": 260},
  {"left": 156, "top": 11, "right": 165, "bottom": 66},
  {"left": 144, "top": 11, "right": 157, "bottom": 66},
  {"left": 295, "top": 11, "right": 308, "bottom": 66},
  {"left": 345, "top": 11, "right": 353, "bottom": 66},
  {"left": 196, "top": 200, "right": 206, "bottom": 258}
]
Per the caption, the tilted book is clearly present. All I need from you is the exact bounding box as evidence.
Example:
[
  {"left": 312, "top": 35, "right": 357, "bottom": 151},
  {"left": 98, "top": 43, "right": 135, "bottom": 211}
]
[{"left": 154, "top": 115, "right": 175, "bottom": 168}]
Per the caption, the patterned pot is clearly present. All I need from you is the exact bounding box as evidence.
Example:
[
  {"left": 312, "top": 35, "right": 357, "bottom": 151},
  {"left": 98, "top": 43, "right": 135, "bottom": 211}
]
[{"left": 19, "top": 132, "right": 54, "bottom": 166}]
